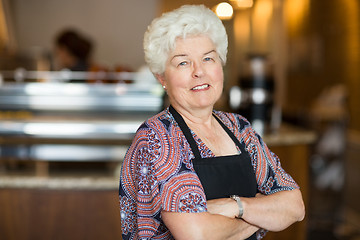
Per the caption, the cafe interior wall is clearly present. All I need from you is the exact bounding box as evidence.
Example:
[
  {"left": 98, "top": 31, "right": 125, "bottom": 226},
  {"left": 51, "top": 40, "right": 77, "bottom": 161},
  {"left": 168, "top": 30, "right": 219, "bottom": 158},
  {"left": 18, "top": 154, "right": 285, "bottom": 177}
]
[
  {"left": 283, "top": 0, "right": 360, "bottom": 132},
  {"left": 4, "top": 0, "right": 160, "bottom": 71}
]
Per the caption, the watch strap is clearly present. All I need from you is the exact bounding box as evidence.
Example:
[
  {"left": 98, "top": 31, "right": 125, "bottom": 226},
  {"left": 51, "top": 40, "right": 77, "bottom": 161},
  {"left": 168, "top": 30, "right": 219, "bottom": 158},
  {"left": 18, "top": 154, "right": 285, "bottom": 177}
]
[{"left": 230, "top": 195, "right": 243, "bottom": 219}]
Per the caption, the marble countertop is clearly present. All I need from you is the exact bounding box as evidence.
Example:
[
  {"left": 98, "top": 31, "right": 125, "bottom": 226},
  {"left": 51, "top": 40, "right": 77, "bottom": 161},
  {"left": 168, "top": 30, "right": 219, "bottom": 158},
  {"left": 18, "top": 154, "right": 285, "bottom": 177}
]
[
  {"left": 263, "top": 124, "right": 317, "bottom": 146},
  {"left": 0, "top": 175, "right": 119, "bottom": 190}
]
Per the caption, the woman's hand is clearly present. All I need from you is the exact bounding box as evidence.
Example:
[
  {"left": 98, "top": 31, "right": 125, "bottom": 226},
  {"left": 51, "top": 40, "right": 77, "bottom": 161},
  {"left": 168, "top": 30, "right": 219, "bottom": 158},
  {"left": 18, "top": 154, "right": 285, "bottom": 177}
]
[
  {"left": 207, "top": 193, "right": 265, "bottom": 218},
  {"left": 255, "top": 193, "right": 265, "bottom": 198},
  {"left": 241, "top": 189, "right": 305, "bottom": 232},
  {"left": 207, "top": 198, "right": 239, "bottom": 218},
  {"left": 207, "top": 189, "right": 305, "bottom": 232}
]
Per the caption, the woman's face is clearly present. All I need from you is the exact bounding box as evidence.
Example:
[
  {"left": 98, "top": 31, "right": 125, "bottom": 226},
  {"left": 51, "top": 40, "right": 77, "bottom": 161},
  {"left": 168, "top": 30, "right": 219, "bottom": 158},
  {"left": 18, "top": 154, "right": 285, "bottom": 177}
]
[{"left": 157, "top": 35, "right": 224, "bottom": 113}]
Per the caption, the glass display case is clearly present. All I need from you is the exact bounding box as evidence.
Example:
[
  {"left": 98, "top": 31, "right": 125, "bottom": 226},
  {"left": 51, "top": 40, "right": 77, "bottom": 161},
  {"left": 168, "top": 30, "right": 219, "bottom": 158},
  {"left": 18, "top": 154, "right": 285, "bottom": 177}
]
[{"left": 0, "top": 70, "right": 164, "bottom": 176}]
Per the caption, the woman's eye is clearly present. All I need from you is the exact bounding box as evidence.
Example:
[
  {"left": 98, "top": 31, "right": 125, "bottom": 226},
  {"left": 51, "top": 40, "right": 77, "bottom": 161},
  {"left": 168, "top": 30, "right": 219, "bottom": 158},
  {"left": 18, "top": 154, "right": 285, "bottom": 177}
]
[
  {"left": 178, "top": 61, "right": 188, "bottom": 66},
  {"left": 204, "top": 57, "right": 213, "bottom": 62}
]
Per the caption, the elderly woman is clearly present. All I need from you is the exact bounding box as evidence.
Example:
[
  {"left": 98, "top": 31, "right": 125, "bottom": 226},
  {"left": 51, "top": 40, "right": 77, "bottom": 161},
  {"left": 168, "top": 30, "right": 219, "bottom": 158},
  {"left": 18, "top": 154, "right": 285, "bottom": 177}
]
[{"left": 119, "top": 5, "right": 305, "bottom": 240}]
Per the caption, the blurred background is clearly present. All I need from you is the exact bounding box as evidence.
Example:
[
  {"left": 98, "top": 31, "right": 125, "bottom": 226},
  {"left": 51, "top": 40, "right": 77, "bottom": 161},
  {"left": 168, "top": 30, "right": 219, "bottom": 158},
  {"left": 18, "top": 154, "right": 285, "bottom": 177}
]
[{"left": 0, "top": 0, "right": 359, "bottom": 239}]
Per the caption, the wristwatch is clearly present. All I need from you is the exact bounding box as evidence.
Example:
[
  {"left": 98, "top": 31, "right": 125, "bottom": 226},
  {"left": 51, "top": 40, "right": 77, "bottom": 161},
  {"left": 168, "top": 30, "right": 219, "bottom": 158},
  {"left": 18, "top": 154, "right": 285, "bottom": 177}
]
[{"left": 230, "top": 195, "right": 243, "bottom": 219}]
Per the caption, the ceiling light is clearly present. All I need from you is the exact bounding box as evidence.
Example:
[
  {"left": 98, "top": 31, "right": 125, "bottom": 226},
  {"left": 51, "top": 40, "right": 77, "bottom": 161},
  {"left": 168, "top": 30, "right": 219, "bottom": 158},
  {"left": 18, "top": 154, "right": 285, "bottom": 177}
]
[{"left": 214, "top": 2, "right": 234, "bottom": 20}]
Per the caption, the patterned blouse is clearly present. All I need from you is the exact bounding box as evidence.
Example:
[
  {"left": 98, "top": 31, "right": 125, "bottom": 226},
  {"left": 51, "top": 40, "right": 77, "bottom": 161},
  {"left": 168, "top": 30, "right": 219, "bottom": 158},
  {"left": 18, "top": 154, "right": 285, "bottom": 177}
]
[{"left": 119, "top": 108, "right": 299, "bottom": 239}]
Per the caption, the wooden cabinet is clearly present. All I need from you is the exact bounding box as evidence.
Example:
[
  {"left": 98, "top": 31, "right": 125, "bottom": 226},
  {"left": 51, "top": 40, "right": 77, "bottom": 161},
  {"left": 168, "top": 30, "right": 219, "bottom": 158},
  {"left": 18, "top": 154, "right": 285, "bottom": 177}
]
[{"left": 0, "top": 188, "right": 122, "bottom": 240}]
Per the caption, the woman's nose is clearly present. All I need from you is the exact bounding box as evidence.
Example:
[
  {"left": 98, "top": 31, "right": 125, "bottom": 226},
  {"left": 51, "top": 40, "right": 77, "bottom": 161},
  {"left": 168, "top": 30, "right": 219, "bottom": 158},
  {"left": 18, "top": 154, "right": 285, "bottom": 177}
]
[{"left": 192, "top": 62, "right": 204, "bottom": 78}]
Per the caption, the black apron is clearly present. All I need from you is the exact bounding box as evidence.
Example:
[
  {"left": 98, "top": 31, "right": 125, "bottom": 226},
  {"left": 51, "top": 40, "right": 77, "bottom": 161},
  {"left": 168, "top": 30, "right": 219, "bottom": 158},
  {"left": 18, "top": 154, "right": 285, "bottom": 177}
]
[{"left": 170, "top": 105, "right": 257, "bottom": 240}]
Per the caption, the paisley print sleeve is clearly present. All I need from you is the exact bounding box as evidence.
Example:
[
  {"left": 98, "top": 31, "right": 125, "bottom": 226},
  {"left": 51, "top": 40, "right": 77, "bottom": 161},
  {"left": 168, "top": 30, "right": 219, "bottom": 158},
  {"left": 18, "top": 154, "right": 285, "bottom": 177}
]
[
  {"left": 246, "top": 126, "right": 299, "bottom": 194},
  {"left": 119, "top": 113, "right": 208, "bottom": 239},
  {"left": 119, "top": 123, "right": 163, "bottom": 239}
]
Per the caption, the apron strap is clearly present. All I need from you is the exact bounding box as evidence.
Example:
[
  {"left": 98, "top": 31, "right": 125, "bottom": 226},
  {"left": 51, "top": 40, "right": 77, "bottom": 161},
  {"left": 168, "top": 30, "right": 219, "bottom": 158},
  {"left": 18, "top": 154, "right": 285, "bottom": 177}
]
[
  {"left": 212, "top": 114, "right": 244, "bottom": 150},
  {"left": 169, "top": 105, "right": 245, "bottom": 158},
  {"left": 169, "top": 105, "right": 202, "bottom": 159}
]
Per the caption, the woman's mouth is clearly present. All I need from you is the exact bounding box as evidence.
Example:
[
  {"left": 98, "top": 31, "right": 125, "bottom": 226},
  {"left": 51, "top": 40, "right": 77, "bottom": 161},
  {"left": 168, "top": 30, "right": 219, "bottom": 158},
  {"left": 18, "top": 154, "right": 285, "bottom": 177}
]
[{"left": 191, "top": 84, "right": 210, "bottom": 91}]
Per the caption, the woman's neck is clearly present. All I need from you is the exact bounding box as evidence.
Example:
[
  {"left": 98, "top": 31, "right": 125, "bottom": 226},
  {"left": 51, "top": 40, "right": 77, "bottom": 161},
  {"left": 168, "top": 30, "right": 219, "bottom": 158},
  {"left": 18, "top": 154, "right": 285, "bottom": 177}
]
[
  {"left": 171, "top": 104, "right": 239, "bottom": 156},
  {"left": 171, "top": 104, "right": 214, "bottom": 127}
]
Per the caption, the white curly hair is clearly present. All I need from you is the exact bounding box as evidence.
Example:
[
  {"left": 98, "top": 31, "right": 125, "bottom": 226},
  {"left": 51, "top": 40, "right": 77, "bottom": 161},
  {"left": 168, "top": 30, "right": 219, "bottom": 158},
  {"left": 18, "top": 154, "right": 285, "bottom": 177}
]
[{"left": 143, "top": 4, "right": 228, "bottom": 75}]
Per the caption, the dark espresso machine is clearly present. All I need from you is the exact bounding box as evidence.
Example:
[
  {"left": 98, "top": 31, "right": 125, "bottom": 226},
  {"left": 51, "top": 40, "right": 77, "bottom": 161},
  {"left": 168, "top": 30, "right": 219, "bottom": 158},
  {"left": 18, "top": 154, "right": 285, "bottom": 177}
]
[{"left": 230, "top": 55, "right": 275, "bottom": 136}]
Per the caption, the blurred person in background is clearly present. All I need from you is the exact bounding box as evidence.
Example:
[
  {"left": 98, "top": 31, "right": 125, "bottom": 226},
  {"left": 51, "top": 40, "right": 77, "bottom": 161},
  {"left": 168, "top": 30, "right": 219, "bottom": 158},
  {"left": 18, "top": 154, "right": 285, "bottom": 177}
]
[{"left": 54, "top": 29, "right": 93, "bottom": 82}]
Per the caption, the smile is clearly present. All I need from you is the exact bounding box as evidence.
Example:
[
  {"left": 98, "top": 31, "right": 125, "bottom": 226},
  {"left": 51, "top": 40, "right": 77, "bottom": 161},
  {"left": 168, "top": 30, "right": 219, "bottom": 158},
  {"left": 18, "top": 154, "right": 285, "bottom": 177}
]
[{"left": 191, "top": 84, "right": 209, "bottom": 90}]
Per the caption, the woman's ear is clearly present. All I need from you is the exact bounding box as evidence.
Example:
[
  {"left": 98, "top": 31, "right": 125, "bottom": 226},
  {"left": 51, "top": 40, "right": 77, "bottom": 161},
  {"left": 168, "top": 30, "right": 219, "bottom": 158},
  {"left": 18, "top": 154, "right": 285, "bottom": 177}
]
[{"left": 155, "top": 74, "right": 166, "bottom": 89}]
